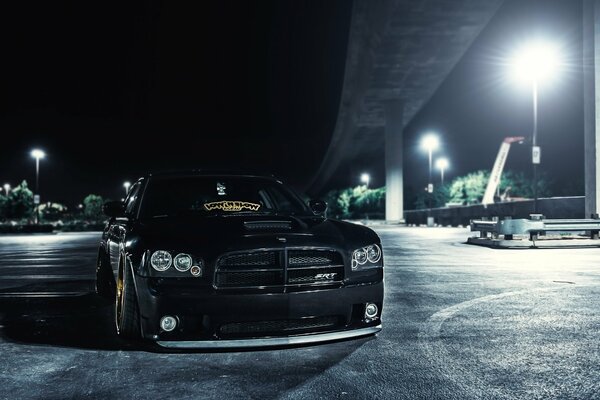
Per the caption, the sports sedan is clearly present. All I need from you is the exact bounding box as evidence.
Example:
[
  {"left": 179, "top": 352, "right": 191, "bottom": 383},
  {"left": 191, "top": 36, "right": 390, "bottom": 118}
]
[{"left": 96, "top": 171, "right": 384, "bottom": 348}]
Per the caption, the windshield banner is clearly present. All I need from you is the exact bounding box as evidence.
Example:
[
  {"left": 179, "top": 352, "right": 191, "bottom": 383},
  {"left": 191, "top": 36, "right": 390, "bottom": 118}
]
[{"left": 203, "top": 201, "right": 261, "bottom": 212}]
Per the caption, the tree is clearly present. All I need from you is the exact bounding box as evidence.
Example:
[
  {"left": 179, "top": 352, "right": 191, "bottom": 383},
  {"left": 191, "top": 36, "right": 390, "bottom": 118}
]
[
  {"left": 83, "top": 194, "right": 104, "bottom": 221},
  {"left": 448, "top": 170, "right": 489, "bottom": 205},
  {"left": 445, "top": 169, "right": 551, "bottom": 206},
  {"left": 5, "top": 180, "right": 34, "bottom": 220},
  {"left": 38, "top": 202, "right": 68, "bottom": 221},
  {"left": 0, "top": 194, "right": 7, "bottom": 221},
  {"left": 323, "top": 186, "right": 386, "bottom": 219}
]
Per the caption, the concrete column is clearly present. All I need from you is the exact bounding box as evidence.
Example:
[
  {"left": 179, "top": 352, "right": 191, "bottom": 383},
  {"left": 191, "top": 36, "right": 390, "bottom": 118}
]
[
  {"left": 584, "top": 0, "right": 600, "bottom": 218},
  {"left": 384, "top": 100, "right": 405, "bottom": 223}
]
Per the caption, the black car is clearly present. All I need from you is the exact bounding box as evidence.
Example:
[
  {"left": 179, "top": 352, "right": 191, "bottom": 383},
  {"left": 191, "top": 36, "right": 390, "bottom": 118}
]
[{"left": 96, "top": 171, "right": 384, "bottom": 348}]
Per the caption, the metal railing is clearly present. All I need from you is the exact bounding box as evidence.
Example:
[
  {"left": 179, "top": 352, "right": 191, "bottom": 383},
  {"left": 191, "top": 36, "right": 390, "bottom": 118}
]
[{"left": 470, "top": 214, "right": 600, "bottom": 241}]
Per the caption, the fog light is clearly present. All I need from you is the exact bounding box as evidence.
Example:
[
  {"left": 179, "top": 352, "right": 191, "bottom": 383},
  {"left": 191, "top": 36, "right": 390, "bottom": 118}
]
[
  {"left": 190, "top": 265, "right": 202, "bottom": 277},
  {"left": 365, "top": 303, "right": 378, "bottom": 319},
  {"left": 160, "top": 315, "right": 177, "bottom": 332}
]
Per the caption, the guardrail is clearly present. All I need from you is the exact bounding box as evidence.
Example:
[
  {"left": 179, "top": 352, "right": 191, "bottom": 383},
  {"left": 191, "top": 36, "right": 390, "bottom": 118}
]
[{"left": 470, "top": 214, "right": 600, "bottom": 241}]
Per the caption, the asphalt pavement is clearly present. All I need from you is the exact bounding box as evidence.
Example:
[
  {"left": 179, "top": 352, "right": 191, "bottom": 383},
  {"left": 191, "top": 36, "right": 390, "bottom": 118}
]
[{"left": 0, "top": 227, "right": 599, "bottom": 399}]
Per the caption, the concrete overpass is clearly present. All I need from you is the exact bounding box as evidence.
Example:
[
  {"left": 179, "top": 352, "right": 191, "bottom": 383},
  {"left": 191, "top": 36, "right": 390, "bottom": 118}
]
[{"left": 307, "top": 0, "right": 504, "bottom": 221}]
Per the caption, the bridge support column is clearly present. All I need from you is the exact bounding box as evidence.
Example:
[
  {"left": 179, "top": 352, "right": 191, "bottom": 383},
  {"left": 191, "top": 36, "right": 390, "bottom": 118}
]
[
  {"left": 384, "top": 100, "right": 405, "bottom": 223},
  {"left": 584, "top": 0, "right": 600, "bottom": 218}
]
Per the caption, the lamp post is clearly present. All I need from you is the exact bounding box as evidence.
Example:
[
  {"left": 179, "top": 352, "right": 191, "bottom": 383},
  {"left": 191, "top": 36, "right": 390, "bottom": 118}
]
[
  {"left": 510, "top": 41, "right": 560, "bottom": 213},
  {"left": 360, "top": 173, "right": 370, "bottom": 189},
  {"left": 2, "top": 183, "right": 9, "bottom": 196},
  {"left": 123, "top": 181, "right": 131, "bottom": 196},
  {"left": 421, "top": 134, "right": 439, "bottom": 193},
  {"left": 30, "top": 149, "right": 45, "bottom": 224},
  {"left": 435, "top": 158, "right": 449, "bottom": 185}
]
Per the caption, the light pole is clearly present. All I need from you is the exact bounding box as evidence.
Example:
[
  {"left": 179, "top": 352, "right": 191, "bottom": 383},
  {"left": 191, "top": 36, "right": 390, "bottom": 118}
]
[
  {"left": 421, "top": 134, "right": 439, "bottom": 193},
  {"left": 360, "top": 173, "right": 370, "bottom": 189},
  {"left": 2, "top": 183, "right": 9, "bottom": 196},
  {"left": 30, "top": 149, "right": 45, "bottom": 224},
  {"left": 123, "top": 181, "right": 131, "bottom": 196},
  {"left": 510, "top": 41, "right": 560, "bottom": 213},
  {"left": 435, "top": 158, "right": 449, "bottom": 185}
]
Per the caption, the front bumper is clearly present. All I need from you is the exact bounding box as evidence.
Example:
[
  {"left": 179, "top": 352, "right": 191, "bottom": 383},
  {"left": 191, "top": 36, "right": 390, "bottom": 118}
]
[
  {"left": 134, "top": 275, "right": 384, "bottom": 345},
  {"left": 157, "top": 325, "right": 381, "bottom": 349}
]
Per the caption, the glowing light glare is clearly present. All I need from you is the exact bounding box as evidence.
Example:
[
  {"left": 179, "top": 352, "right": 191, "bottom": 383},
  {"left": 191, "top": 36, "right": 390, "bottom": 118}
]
[
  {"left": 511, "top": 42, "right": 560, "bottom": 83},
  {"left": 421, "top": 134, "right": 439, "bottom": 152},
  {"left": 360, "top": 173, "right": 370, "bottom": 185},
  {"left": 3, "top": 184, "right": 10, "bottom": 193},
  {"left": 30, "top": 149, "right": 45, "bottom": 160},
  {"left": 123, "top": 181, "right": 131, "bottom": 189},
  {"left": 435, "top": 158, "right": 449, "bottom": 170}
]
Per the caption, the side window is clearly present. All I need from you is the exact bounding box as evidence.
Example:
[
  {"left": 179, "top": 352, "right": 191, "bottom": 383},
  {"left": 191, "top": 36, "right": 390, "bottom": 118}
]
[{"left": 124, "top": 182, "right": 142, "bottom": 216}]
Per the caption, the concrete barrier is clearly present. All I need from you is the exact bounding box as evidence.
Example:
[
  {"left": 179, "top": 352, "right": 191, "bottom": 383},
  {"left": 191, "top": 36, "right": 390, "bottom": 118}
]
[{"left": 404, "top": 196, "right": 585, "bottom": 226}]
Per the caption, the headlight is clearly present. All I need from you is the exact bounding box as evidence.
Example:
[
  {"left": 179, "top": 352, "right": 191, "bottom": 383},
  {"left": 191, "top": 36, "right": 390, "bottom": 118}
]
[
  {"left": 366, "top": 244, "right": 381, "bottom": 263},
  {"left": 352, "top": 244, "right": 382, "bottom": 270},
  {"left": 173, "top": 253, "right": 193, "bottom": 272},
  {"left": 151, "top": 250, "right": 172, "bottom": 271}
]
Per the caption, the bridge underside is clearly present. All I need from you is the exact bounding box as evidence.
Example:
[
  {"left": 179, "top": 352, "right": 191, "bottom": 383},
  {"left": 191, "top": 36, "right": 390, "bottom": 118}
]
[{"left": 307, "top": 0, "right": 504, "bottom": 220}]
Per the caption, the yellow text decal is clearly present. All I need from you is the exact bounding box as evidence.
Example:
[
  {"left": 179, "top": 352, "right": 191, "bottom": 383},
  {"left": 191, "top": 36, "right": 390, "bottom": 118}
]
[{"left": 204, "top": 201, "right": 261, "bottom": 212}]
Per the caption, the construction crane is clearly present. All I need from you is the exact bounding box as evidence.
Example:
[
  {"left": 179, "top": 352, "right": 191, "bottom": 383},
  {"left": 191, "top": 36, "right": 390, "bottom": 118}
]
[{"left": 482, "top": 136, "right": 525, "bottom": 205}]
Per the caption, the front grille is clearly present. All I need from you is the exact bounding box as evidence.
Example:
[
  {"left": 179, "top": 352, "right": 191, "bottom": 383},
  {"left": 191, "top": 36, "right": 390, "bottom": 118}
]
[
  {"left": 219, "top": 316, "right": 340, "bottom": 336},
  {"left": 214, "top": 249, "right": 344, "bottom": 289},
  {"left": 218, "top": 251, "right": 280, "bottom": 269},
  {"left": 288, "top": 250, "right": 342, "bottom": 267},
  {"left": 215, "top": 270, "right": 283, "bottom": 287},
  {"left": 287, "top": 266, "right": 344, "bottom": 284}
]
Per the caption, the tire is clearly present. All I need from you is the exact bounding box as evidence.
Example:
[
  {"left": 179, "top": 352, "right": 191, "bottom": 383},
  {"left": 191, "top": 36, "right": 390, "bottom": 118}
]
[
  {"left": 95, "top": 250, "right": 114, "bottom": 300},
  {"left": 115, "top": 256, "right": 141, "bottom": 340}
]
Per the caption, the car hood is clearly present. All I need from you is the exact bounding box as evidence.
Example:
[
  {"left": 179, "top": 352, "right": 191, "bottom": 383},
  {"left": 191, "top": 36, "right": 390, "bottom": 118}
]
[{"left": 133, "top": 214, "right": 371, "bottom": 256}]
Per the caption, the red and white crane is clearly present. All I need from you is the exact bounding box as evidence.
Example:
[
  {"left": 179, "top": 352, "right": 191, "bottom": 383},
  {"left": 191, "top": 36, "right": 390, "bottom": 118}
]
[{"left": 482, "top": 136, "right": 525, "bottom": 205}]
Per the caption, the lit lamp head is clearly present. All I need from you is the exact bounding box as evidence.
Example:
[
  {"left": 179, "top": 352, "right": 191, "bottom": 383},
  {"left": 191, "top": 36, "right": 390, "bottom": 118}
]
[
  {"left": 360, "top": 173, "right": 370, "bottom": 185},
  {"left": 2, "top": 184, "right": 9, "bottom": 193},
  {"left": 421, "top": 134, "right": 439, "bottom": 152},
  {"left": 510, "top": 41, "right": 560, "bottom": 84},
  {"left": 123, "top": 181, "right": 131, "bottom": 191},
  {"left": 435, "top": 158, "right": 449, "bottom": 171},
  {"left": 30, "top": 149, "right": 46, "bottom": 160}
]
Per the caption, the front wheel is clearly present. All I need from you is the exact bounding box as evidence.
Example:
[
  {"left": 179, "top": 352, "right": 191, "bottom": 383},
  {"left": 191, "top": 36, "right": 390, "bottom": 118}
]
[{"left": 115, "top": 257, "right": 141, "bottom": 340}]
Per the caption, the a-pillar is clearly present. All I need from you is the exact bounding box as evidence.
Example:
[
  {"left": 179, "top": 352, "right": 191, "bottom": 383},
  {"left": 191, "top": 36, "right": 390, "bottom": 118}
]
[
  {"left": 584, "top": 0, "right": 600, "bottom": 218},
  {"left": 384, "top": 100, "right": 405, "bottom": 223}
]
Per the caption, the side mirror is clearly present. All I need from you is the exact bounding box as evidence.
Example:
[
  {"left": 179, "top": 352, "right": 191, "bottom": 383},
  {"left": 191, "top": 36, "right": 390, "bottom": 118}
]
[
  {"left": 308, "top": 199, "right": 328, "bottom": 216},
  {"left": 103, "top": 201, "right": 125, "bottom": 218}
]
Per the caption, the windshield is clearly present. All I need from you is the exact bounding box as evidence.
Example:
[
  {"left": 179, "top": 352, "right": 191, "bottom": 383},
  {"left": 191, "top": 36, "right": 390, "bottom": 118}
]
[{"left": 140, "top": 176, "right": 310, "bottom": 218}]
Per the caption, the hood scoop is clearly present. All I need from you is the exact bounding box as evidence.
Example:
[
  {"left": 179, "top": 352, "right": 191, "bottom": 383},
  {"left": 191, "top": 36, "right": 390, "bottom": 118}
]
[{"left": 244, "top": 220, "right": 292, "bottom": 231}]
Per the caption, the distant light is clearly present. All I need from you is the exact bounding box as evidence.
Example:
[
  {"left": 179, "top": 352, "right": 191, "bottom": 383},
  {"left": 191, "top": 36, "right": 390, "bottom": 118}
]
[
  {"left": 124, "top": 181, "right": 131, "bottom": 190},
  {"left": 435, "top": 158, "right": 449, "bottom": 170},
  {"left": 510, "top": 41, "right": 560, "bottom": 84},
  {"left": 360, "top": 173, "right": 370, "bottom": 185},
  {"left": 421, "top": 134, "right": 439, "bottom": 152},
  {"left": 3, "top": 183, "right": 10, "bottom": 194},
  {"left": 30, "top": 149, "right": 46, "bottom": 160}
]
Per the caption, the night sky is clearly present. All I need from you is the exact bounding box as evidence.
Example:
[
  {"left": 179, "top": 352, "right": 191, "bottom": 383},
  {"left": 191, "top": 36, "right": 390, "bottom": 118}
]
[
  {"left": 0, "top": 1, "right": 351, "bottom": 205},
  {"left": 0, "top": 0, "right": 588, "bottom": 208}
]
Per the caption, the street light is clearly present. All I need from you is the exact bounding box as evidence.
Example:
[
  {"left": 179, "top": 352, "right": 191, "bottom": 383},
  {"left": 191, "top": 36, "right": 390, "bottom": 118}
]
[
  {"left": 123, "top": 181, "right": 131, "bottom": 195},
  {"left": 510, "top": 40, "right": 561, "bottom": 213},
  {"left": 421, "top": 133, "right": 440, "bottom": 193},
  {"left": 360, "top": 173, "right": 370, "bottom": 188},
  {"left": 2, "top": 183, "right": 10, "bottom": 196},
  {"left": 30, "top": 149, "right": 45, "bottom": 224},
  {"left": 435, "top": 158, "right": 449, "bottom": 185}
]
